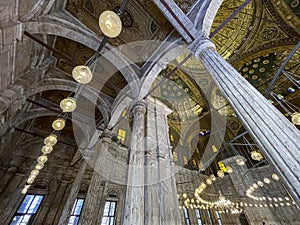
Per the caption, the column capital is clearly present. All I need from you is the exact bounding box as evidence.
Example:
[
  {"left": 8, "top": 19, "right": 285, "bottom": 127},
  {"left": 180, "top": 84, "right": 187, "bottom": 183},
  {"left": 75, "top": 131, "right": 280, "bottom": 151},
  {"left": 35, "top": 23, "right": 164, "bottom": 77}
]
[
  {"left": 100, "top": 128, "right": 112, "bottom": 144},
  {"left": 132, "top": 100, "right": 147, "bottom": 114},
  {"left": 188, "top": 32, "right": 215, "bottom": 59}
]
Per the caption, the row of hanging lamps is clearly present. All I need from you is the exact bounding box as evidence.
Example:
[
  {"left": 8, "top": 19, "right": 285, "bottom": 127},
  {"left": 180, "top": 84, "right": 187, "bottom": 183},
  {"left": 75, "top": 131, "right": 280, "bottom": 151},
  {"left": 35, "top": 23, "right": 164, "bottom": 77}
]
[
  {"left": 60, "top": 97, "right": 77, "bottom": 112},
  {"left": 52, "top": 118, "right": 66, "bottom": 131},
  {"left": 72, "top": 10, "right": 122, "bottom": 84},
  {"left": 22, "top": 10, "right": 123, "bottom": 194}
]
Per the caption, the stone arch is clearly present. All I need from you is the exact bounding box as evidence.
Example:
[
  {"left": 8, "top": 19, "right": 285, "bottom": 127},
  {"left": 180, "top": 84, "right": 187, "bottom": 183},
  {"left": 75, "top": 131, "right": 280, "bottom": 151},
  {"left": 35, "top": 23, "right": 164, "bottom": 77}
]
[
  {"left": 194, "top": 0, "right": 224, "bottom": 35},
  {"left": 24, "top": 76, "right": 111, "bottom": 125},
  {"left": 14, "top": 108, "right": 91, "bottom": 143},
  {"left": 25, "top": 13, "right": 140, "bottom": 96},
  {"left": 138, "top": 40, "right": 187, "bottom": 99}
]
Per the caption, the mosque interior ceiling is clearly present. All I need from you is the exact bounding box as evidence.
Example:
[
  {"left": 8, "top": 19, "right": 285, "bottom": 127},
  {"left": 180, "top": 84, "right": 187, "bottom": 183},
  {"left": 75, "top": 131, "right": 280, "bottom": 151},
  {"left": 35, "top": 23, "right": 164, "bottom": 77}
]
[{"left": 6, "top": 0, "right": 300, "bottom": 173}]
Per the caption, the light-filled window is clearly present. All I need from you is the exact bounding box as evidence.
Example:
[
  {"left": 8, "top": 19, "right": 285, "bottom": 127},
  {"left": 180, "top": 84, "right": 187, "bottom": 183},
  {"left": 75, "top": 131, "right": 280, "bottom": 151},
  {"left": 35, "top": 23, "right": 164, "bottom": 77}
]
[
  {"left": 183, "top": 156, "right": 188, "bottom": 165},
  {"left": 170, "top": 134, "right": 174, "bottom": 142},
  {"left": 207, "top": 210, "right": 214, "bottom": 225},
  {"left": 117, "top": 129, "right": 126, "bottom": 144},
  {"left": 183, "top": 207, "right": 191, "bottom": 225},
  {"left": 101, "top": 201, "right": 117, "bottom": 225},
  {"left": 122, "top": 109, "right": 127, "bottom": 118},
  {"left": 215, "top": 211, "right": 222, "bottom": 225},
  {"left": 195, "top": 209, "right": 203, "bottom": 225},
  {"left": 68, "top": 198, "right": 84, "bottom": 225},
  {"left": 10, "top": 194, "right": 44, "bottom": 225},
  {"left": 173, "top": 151, "right": 178, "bottom": 161}
]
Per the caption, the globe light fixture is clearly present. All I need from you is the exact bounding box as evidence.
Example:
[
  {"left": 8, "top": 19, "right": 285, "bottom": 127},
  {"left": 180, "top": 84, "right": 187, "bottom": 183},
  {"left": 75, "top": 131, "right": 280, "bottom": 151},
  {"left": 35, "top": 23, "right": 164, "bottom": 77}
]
[
  {"left": 200, "top": 183, "right": 206, "bottom": 189},
  {"left": 210, "top": 174, "right": 216, "bottom": 181},
  {"left": 37, "top": 155, "right": 48, "bottom": 164},
  {"left": 28, "top": 175, "right": 37, "bottom": 180},
  {"left": 257, "top": 181, "right": 264, "bottom": 187},
  {"left": 27, "top": 176, "right": 35, "bottom": 184},
  {"left": 206, "top": 178, "right": 212, "bottom": 185},
  {"left": 35, "top": 163, "right": 44, "bottom": 170},
  {"left": 44, "top": 134, "right": 57, "bottom": 146},
  {"left": 236, "top": 157, "right": 245, "bottom": 166},
  {"left": 60, "top": 97, "right": 77, "bottom": 112},
  {"left": 217, "top": 170, "right": 224, "bottom": 178},
  {"left": 250, "top": 150, "right": 263, "bottom": 161},
  {"left": 264, "top": 178, "right": 271, "bottom": 184},
  {"left": 272, "top": 173, "right": 280, "bottom": 181},
  {"left": 41, "top": 145, "right": 53, "bottom": 154},
  {"left": 291, "top": 112, "right": 300, "bottom": 125},
  {"left": 72, "top": 65, "right": 93, "bottom": 84},
  {"left": 21, "top": 188, "right": 28, "bottom": 194},
  {"left": 226, "top": 166, "right": 233, "bottom": 173},
  {"left": 52, "top": 118, "right": 66, "bottom": 131},
  {"left": 31, "top": 169, "right": 39, "bottom": 176},
  {"left": 99, "top": 10, "right": 122, "bottom": 38}
]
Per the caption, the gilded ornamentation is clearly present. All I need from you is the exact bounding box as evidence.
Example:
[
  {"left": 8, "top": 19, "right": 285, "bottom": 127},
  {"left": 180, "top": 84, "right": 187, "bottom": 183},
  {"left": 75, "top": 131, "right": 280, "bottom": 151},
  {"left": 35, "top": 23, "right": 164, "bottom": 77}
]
[
  {"left": 261, "top": 27, "right": 279, "bottom": 41},
  {"left": 211, "top": 0, "right": 254, "bottom": 59}
]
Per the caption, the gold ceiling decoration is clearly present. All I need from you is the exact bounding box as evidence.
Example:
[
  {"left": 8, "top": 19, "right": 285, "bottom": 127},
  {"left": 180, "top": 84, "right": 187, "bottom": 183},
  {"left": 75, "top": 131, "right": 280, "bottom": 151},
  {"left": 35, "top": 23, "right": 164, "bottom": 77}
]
[
  {"left": 211, "top": 0, "right": 254, "bottom": 59},
  {"left": 269, "top": 0, "right": 300, "bottom": 34}
]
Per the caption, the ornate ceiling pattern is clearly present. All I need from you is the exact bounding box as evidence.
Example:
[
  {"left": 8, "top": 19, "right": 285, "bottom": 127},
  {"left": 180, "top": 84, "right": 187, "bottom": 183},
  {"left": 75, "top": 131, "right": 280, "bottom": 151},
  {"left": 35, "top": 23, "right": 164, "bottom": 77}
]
[{"left": 211, "top": 0, "right": 255, "bottom": 59}]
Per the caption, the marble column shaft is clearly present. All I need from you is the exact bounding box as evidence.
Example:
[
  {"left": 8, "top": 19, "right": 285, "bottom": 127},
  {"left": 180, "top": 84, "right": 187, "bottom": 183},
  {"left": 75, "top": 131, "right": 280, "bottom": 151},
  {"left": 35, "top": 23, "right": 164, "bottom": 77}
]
[
  {"left": 122, "top": 101, "right": 146, "bottom": 225},
  {"left": 194, "top": 37, "right": 300, "bottom": 206},
  {"left": 58, "top": 160, "right": 87, "bottom": 225},
  {"left": 145, "top": 100, "right": 161, "bottom": 225},
  {"left": 145, "top": 98, "right": 182, "bottom": 225},
  {"left": 78, "top": 129, "right": 112, "bottom": 225}
]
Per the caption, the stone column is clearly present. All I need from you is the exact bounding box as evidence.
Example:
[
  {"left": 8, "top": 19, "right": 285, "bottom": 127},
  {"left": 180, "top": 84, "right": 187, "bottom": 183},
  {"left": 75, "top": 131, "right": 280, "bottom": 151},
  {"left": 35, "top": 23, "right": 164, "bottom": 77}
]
[
  {"left": 191, "top": 34, "right": 300, "bottom": 206},
  {"left": 144, "top": 99, "right": 161, "bottom": 225},
  {"left": 145, "top": 97, "right": 182, "bottom": 225},
  {"left": 78, "top": 129, "right": 112, "bottom": 225},
  {"left": 58, "top": 160, "right": 87, "bottom": 225},
  {"left": 122, "top": 101, "right": 146, "bottom": 225}
]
